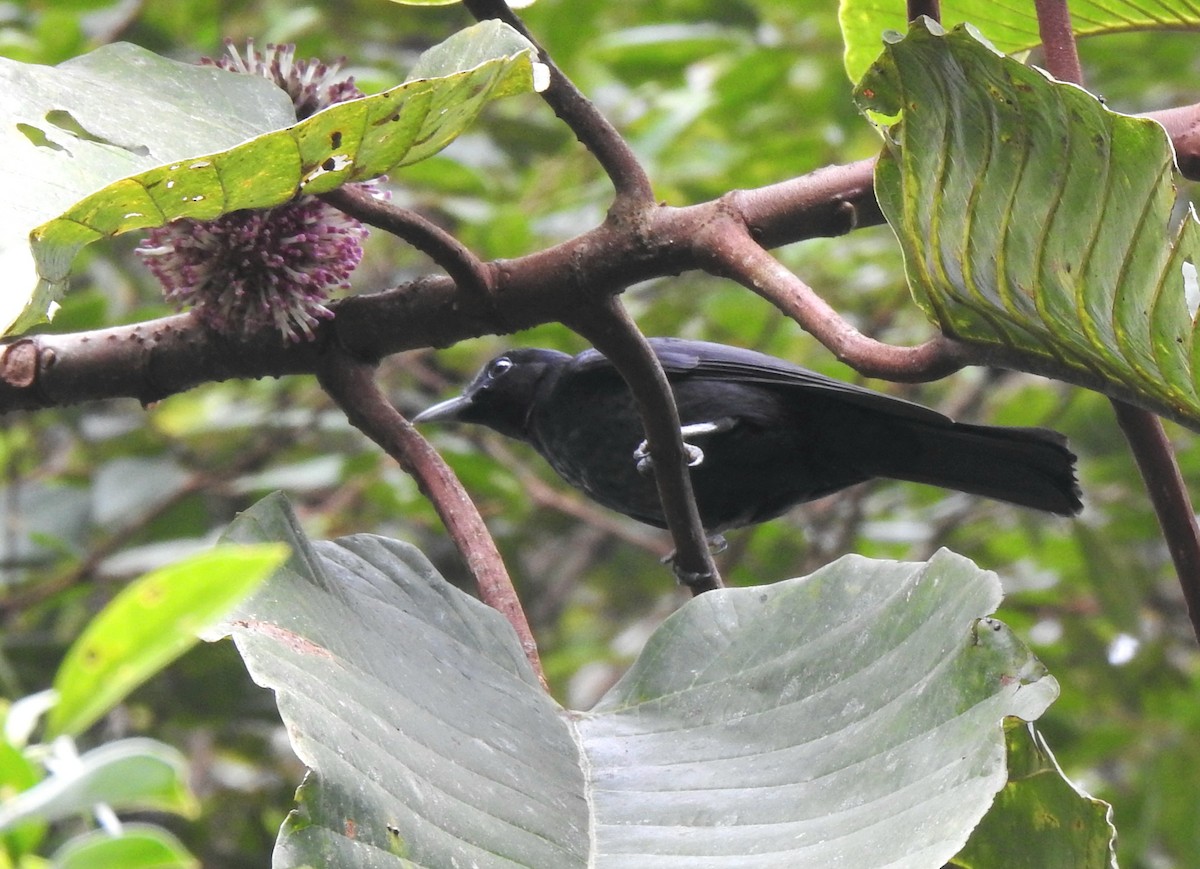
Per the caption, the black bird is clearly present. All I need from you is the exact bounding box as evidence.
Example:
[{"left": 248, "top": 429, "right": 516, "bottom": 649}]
[{"left": 414, "top": 338, "right": 1082, "bottom": 533}]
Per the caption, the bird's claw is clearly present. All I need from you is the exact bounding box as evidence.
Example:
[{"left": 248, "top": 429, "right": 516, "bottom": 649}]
[
  {"left": 634, "top": 440, "right": 705, "bottom": 475},
  {"left": 633, "top": 441, "right": 651, "bottom": 475},
  {"left": 634, "top": 419, "right": 735, "bottom": 475}
]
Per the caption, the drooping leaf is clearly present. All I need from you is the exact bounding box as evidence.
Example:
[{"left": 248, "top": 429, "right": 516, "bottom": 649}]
[
  {"left": 219, "top": 493, "right": 1068, "bottom": 868},
  {"left": 950, "top": 722, "right": 1117, "bottom": 868},
  {"left": 4, "top": 20, "right": 546, "bottom": 336},
  {"left": 841, "top": 0, "right": 1200, "bottom": 84},
  {"left": 47, "top": 544, "right": 287, "bottom": 738},
  {"left": 856, "top": 21, "right": 1200, "bottom": 428},
  {"left": 0, "top": 738, "right": 197, "bottom": 831}
]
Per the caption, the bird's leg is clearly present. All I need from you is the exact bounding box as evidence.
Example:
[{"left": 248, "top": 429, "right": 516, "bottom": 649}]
[{"left": 634, "top": 418, "right": 736, "bottom": 476}]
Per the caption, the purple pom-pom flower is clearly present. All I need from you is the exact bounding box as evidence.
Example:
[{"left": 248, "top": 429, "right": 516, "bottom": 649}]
[{"left": 138, "top": 41, "right": 377, "bottom": 342}]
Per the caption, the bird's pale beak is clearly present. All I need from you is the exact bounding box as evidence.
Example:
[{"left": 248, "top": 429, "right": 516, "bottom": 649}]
[{"left": 412, "top": 395, "right": 472, "bottom": 424}]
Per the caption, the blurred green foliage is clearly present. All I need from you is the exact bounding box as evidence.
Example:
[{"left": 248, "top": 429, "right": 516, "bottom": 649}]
[{"left": 1, "top": 1, "right": 1198, "bottom": 866}]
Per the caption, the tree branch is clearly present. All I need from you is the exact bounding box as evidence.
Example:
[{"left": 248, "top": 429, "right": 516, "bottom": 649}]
[
  {"left": 563, "top": 297, "right": 722, "bottom": 593},
  {"left": 315, "top": 350, "right": 545, "bottom": 684},
  {"left": 6, "top": 104, "right": 1200, "bottom": 416},
  {"left": 321, "top": 187, "right": 494, "bottom": 301},
  {"left": 1148, "top": 103, "right": 1200, "bottom": 178},
  {"left": 1112, "top": 402, "right": 1200, "bottom": 641},
  {"left": 0, "top": 161, "right": 889, "bottom": 413},
  {"left": 907, "top": 0, "right": 941, "bottom": 23},
  {"left": 695, "top": 215, "right": 968, "bottom": 381},
  {"left": 460, "top": 0, "right": 654, "bottom": 209},
  {"left": 728, "top": 159, "right": 881, "bottom": 244}
]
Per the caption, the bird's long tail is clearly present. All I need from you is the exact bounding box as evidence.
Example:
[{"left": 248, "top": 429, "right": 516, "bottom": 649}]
[{"left": 874, "top": 422, "right": 1082, "bottom": 515}]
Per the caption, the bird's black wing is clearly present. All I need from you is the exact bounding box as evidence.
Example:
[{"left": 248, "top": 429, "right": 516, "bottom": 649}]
[{"left": 570, "top": 338, "right": 951, "bottom": 426}]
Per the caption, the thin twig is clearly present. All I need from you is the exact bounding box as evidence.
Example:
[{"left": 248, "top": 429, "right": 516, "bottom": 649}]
[
  {"left": 696, "top": 216, "right": 968, "bottom": 381},
  {"left": 460, "top": 0, "right": 654, "bottom": 208},
  {"left": 1112, "top": 402, "right": 1200, "bottom": 641},
  {"left": 316, "top": 350, "right": 546, "bottom": 684},
  {"left": 321, "top": 187, "right": 494, "bottom": 301},
  {"left": 907, "top": 0, "right": 941, "bottom": 23},
  {"left": 563, "top": 297, "right": 722, "bottom": 593}
]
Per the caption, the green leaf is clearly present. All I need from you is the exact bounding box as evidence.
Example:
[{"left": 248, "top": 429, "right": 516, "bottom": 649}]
[
  {"left": 0, "top": 42, "right": 296, "bottom": 336},
  {"left": 840, "top": 0, "right": 1200, "bottom": 84},
  {"left": 0, "top": 733, "right": 45, "bottom": 857},
  {"left": 6, "top": 20, "right": 546, "bottom": 336},
  {"left": 46, "top": 544, "right": 287, "bottom": 738},
  {"left": 856, "top": 21, "right": 1200, "bottom": 427},
  {"left": 592, "top": 24, "right": 748, "bottom": 81},
  {"left": 0, "top": 738, "right": 197, "bottom": 831},
  {"left": 950, "top": 722, "right": 1118, "bottom": 868},
  {"left": 51, "top": 824, "right": 199, "bottom": 869},
  {"left": 221, "top": 493, "right": 1060, "bottom": 868}
]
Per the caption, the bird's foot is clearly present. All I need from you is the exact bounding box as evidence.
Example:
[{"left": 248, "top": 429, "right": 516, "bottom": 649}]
[
  {"left": 672, "top": 566, "right": 718, "bottom": 589},
  {"left": 635, "top": 441, "right": 704, "bottom": 475},
  {"left": 659, "top": 534, "right": 728, "bottom": 566},
  {"left": 633, "top": 419, "right": 735, "bottom": 476}
]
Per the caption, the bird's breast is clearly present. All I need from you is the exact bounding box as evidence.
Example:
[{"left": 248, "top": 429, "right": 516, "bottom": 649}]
[{"left": 530, "top": 388, "right": 668, "bottom": 525}]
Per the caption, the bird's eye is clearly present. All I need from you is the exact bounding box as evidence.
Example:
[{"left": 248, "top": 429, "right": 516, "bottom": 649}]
[{"left": 487, "top": 357, "right": 514, "bottom": 380}]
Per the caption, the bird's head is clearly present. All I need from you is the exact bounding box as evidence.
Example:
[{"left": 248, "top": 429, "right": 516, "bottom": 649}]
[{"left": 413, "top": 347, "right": 570, "bottom": 442}]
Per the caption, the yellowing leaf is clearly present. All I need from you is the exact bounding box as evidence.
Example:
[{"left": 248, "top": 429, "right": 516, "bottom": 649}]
[
  {"left": 3, "top": 20, "right": 545, "bottom": 336},
  {"left": 47, "top": 544, "right": 287, "bottom": 737}
]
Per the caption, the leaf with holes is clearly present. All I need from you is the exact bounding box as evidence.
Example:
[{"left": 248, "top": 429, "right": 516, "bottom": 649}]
[
  {"left": 856, "top": 20, "right": 1200, "bottom": 427},
  {"left": 2, "top": 19, "right": 545, "bottom": 336},
  {"left": 0, "top": 42, "right": 294, "bottom": 336}
]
